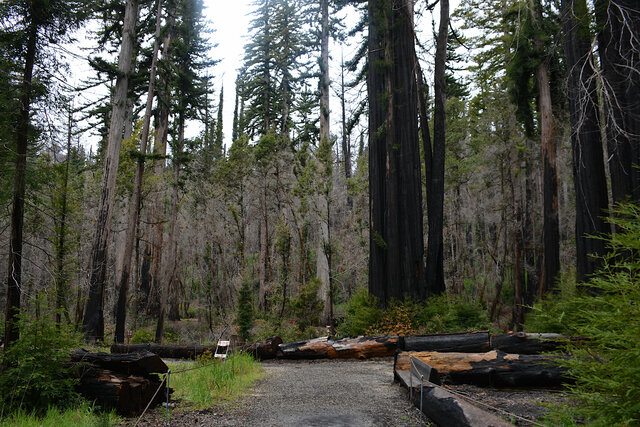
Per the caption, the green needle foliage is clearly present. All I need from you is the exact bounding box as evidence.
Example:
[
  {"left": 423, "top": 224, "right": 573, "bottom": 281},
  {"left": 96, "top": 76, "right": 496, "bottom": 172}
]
[
  {"left": 0, "top": 307, "right": 82, "bottom": 417},
  {"left": 527, "top": 203, "right": 640, "bottom": 425}
]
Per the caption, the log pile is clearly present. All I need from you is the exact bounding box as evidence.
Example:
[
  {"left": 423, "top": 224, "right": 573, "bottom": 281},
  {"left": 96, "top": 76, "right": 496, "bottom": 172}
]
[
  {"left": 71, "top": 349, "right": 169, "bottom": 416},
  {"left": 395, "top": 350, "right": 568, "bottom": 387}
]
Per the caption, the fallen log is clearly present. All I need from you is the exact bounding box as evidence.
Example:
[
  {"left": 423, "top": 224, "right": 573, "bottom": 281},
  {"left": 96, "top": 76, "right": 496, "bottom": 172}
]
[
  {"left": 72, "top": 349, "right": 168, "bottom": 375},
  {"left": 276, "top": 335, "right": 399, "bottom": 359},
  {"left": 71, "top": 350, "right": 168, "bottom": 417},
  {"left": 111, "top": 342, "right": 218, "bottom": 359},
  {"left": 328, "top": 335, "right": 399, "bottom": 359},
  {"left": 395, "top": 367, "right": 512, "bottom": 426},
  {"left": 277, "top": 336, "right": 331, "bottom": 359},
  {"left": 111, "top": 336, "right": 282, "bottom": 360},
  {"left": 401, "top": 331, "right": 490, "bottom": 353},
  {"left": 246, "top": 336, "right": 283, "bottom": 360},
  {"left": 395, "top": 350, "right": 567, "bottom": 387},
  {"left": 490, "top": 332, "right": 569, "bottom": 354}
]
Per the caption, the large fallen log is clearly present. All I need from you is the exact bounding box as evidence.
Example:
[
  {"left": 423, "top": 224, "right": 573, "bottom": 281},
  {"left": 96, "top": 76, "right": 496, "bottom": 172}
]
[
  {"left": 276, "top": 335, "right": 399, "bottom": 359},
  {"left": 395, "top": 350, "right": 567, "bottom": 387},
  {"left": 246, "top": 336, "right": 283, "bottom": 360},
  {"left": 111, "top": 336, "right": 282, "bottom": 360},
  {"left": 401, "top": 332, "right": 490, "bottom": 353},
  {"left": 328, "top": 335, "right": 399, "bottom": 359},
  {"left": 72, "top": 350, "right": 168, "bottom": 417},
  {"left": 490, "top": 332, "right": 569, "bottom": 354},
  {"left": 111, "top": 342, "right": 218, "bottom": 359},
  {"left": 395, "top": 364, "right": 512, "bottom": 427}
]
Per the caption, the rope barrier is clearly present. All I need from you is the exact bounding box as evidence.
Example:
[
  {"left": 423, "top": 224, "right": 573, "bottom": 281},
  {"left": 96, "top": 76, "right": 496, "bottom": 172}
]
[
  {"left": 133, "top": 375, "right": 167, "bottom": 427},
  {"left": 134, "top": 348, "right": 253, "bottom": 426},
  {"left": 407, "top": 356, "right": 546, "bottom": 427},
  {"left": 440, "top": 385, "right": 546, "bottom": 427}
]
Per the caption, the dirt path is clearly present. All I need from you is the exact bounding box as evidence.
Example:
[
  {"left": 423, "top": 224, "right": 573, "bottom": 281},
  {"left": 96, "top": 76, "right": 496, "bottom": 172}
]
[{"left": 133, "top": 358, "right": 426, "bottom": 426}]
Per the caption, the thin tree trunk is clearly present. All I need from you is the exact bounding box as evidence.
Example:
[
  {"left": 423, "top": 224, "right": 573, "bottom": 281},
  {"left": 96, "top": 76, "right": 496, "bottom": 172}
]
[
  {"left": 561, "top": 0, "right": 609, "bottom": 281},
  {"left": 536, "top": 60, "right": 560, "bottom": 294},
  {"left": 426, "top": 0, "right": 449, "bottom": 295},
  {"left": 340, "top": 53, "right": 352, "bottom": 185},
  {"left": 55, "top": 105, "right": 74, "bottom": 325},
  {"left": 83, "top": 0, "right": 139, "bottom": 342},
  {"left": 114, "top": 0, "right": 163, "bottom": 343},
  {"left": 148, "top": 11, "right": 175, "bottom": 319},
  {"left": 4, "top": 9, "right": 38, "bottom": 349}
]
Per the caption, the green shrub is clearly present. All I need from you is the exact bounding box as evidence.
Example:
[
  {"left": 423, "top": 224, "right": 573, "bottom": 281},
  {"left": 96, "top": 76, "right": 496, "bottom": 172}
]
[
  {"left": 130, "top": 328, "right": 154, "bottom": 344},
  {"left": 418, "top": 294, "right": 489, "bottom": 333},
  {"left": 252, "top": 318, "right": 318, "bottom": 343},
  {"left": 0, "top": 311, "right": 82, "bottom": 416},
  {"left": 289, "top": 277, "right": 324, "bottom": 331},
  {"left": 336, "top": 287, "right": 381, "bottom": 337},
  {"left": 235, "top": 275, "right": 254, "bottom": 341},
  {"left": 526, "top": 203, "right": 640, "bottom": 425}
]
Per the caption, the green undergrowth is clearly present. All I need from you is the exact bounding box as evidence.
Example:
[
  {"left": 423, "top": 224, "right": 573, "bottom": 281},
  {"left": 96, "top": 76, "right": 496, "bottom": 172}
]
[
  {"left": 0, "top": 402, "right": 118, "bottom": 427},
  {"left": 167, "top": 352, "right": 264, "bottom": 410},
  {"left": 525, "top": 203, "right": 640, "bottom": 425},
  {"left": 336, "top": 287, "right": 489, "bottom": 338}
]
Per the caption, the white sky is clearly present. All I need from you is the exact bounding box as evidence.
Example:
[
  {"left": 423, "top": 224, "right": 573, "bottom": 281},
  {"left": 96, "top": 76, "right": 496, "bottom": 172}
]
[{"left": 67, "top": 0, "right": 459, "bottom": 151}]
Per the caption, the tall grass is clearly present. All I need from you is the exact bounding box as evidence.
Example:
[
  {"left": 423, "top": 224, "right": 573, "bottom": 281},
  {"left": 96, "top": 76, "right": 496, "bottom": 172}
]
[
  {"left": 167, "top": 352, "right": 264, "bottom": 409},
  {"left": 0, "top": 402, "right": 118, "bottom": 427}
]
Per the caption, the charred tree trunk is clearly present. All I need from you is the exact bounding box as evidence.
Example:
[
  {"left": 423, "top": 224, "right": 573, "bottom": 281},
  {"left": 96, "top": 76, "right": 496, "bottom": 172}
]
[
  {"left": 562, "top": 0, "right": 609, "bottom": 281},
  {"left": 368, "top": 0, "right": 425, "bottom": 304},
  {"left": 596, "top": 0, "right": 640, "bottom": 204},
  {"left": 395, "top": 351, "right": 568, "bottom": 387},
  {"left": 425, "top": 0, "right": 449, "bottom": 296},
  {"left": 83, "top": 0, "right": 139, "bottom": 342},
  {"left": 114, "top": 0, "right": 163, "bottom": 344}
]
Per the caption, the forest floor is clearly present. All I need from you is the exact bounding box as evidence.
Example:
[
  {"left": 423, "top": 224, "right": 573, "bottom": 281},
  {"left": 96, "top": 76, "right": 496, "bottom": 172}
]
[{"left": 126, "top": 358, "right": 566, "bottom": 426}]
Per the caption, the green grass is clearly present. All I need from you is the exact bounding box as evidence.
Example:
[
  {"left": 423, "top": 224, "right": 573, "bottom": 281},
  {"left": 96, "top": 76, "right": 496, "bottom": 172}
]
[
  {"left": 167, "top": 352, "right": 264, "bottom": 410},
  {"left": 0, "top": 402, "right": 118, "bottom": 427}
]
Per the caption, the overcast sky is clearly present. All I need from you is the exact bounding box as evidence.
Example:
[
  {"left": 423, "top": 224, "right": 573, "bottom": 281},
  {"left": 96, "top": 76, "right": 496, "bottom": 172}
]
[{"left": 69, "top": 1, "right": 457, "bottom": 151}]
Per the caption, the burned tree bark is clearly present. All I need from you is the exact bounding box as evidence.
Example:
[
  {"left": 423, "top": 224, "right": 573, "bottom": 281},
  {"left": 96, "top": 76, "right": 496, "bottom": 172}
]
[
  {"left": 562, "top": 0, "right": 609, "bottom": 281},
  {"left": 368, "top": 0, "right": 425, "bottom": 304},
  {"left": 425, "top": 0, "right": 449, "bottom": 296},
  {"left": 83, "top": 0, "right": 139, "bottom": 342},
  {"left": 114, "top": 0, "right": 163, "bottom": 344}
]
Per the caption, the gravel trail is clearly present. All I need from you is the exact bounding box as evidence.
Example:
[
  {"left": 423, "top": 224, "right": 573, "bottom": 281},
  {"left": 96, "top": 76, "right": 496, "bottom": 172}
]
[{"left": 132, "top": 358, "right": 426, "bottom": 426}]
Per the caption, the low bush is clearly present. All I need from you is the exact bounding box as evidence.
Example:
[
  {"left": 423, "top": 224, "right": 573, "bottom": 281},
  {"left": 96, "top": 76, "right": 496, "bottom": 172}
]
[
  {"left": 289, "top": 277, "right": 324, "bottom": 331},
  {"left": 130, "top": 328, "right": 154, "bottom": 344},
  {"left": 417, "top": 294, "right": 489, "bottom": 333},
  {"left": 335, "top": 287, "right": 382, "bottom": 337},
  {"left": 0, "top": 310, "right": 82, "bottom": 416}
]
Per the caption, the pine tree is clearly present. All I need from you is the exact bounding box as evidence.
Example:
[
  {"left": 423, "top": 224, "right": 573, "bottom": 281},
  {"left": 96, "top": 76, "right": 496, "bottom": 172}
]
[{"left": 1, "top": 0, "right": 87, "bottom": 349}]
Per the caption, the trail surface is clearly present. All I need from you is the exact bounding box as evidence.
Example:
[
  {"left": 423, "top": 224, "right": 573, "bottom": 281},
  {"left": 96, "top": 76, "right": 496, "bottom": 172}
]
[{"left": 134, "top": 358, "right": 426, "bottom": 426}]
